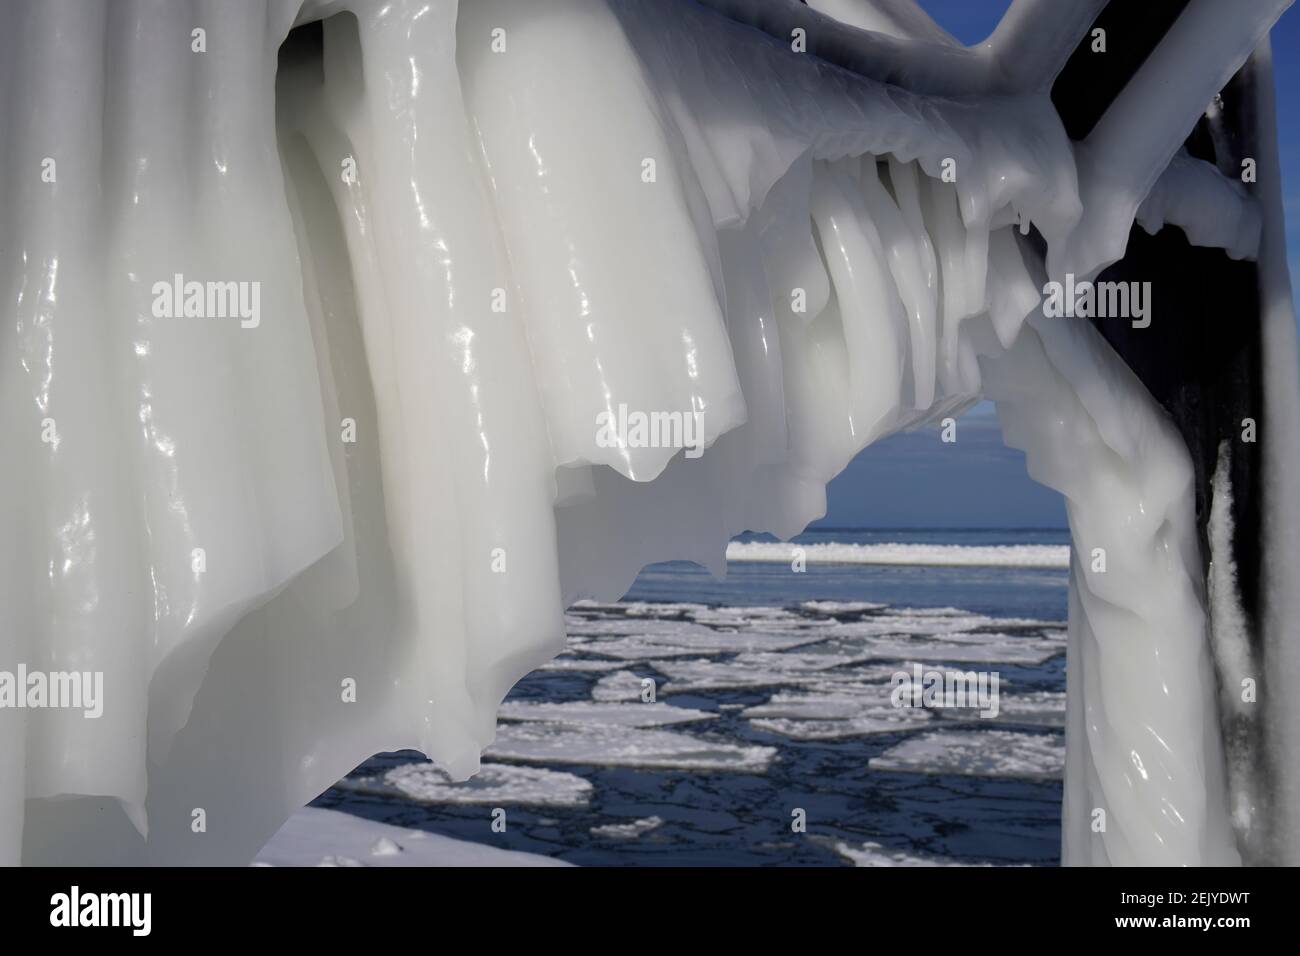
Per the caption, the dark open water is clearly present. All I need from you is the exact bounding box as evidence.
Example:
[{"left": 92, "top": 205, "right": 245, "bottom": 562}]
[{"left": 313, "top": 529, "right": 1070, "bottom": 866}]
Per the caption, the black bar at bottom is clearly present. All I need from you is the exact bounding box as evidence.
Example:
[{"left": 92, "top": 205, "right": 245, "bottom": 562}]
[{"left": 0, "top": 865, "right": 1276, "bottom": 941}]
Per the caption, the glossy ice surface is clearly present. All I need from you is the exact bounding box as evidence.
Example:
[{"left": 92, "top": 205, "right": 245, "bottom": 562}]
[{"left": 0, "top": 0, "right": 1294, "bottom": 865}]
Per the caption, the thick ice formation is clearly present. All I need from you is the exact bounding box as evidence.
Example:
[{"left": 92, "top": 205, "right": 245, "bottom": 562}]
[{"left": 0, "top": 0, "right": 1295, "bottom": 866}]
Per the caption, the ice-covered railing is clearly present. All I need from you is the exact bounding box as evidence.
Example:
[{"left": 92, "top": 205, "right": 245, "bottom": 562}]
[
  {"left": 697, "top": 0, "right": 1109, "bottom": 94},
  {"left": 0, "top": 0, "right": 1294, "bottom": 866},
  {"left": 1058, "top": 0, "right": 1289, "bottom": 280}
]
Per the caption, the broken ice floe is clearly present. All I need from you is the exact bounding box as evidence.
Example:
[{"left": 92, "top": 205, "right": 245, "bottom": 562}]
[
  {"left": 570, "top": 600, "right": 1064, "bottom": 713},
  {"left": 547, "top": 600, "right": 1064, "bottom": 749},
  {"left": 498, "top": 700, "right": 716, "bottom": 728},
  {"left": 799, "top": 600, "right": 890, "bottom": 615},
  {"left": 577, "top": 630, "right": 829, "bottom": 659},
  {"left": 744, "top": 685, "right": 903, "bottom": 721},
  {"left": 992, "top": 691, "right": 1067, "bottom": 729},
  {"left": 819, "top": 612, "right": 1059, "bottom": 635},
  {"left": 313, "top": 597, "right": 1066, "bottom": 852},
  {"left": 689, "top": 605, "right": 810, "bottom": 626},
  {"left": 536, "top": 657, "right": 629, "bottom": 673},
  {"left": 821, "top": 630, "right": 1063, "bottom": 665},
  {"left": 563, "top": 617, "right": 724, "bottom": 639},
  {"left": 591, "top": 670, "right": 657, "bottom": 703},
  {"left": 736, "top": 684, "right": 1063, "bottom": 740},
  {"left": 828, "top": 840, "right": 994, "bottom": 868},
  {"left": 342, "top": 762, "right": 594, "bottom": 809},
  {"left": 652, "top": 655, "right": 902, "bottom": 694},
  {"left": 590, "top": 816, "right": 665, "bottom": 840},
  {"left": 750, "top": 714, "right": 936, "bottom": 741},
  {"left": 870, "top": 730, "right": 1064, "bottom": 780},
  {"left": 743, "top": 685, "right": 935, "bottom": 739},
  {"left": 487, "top": 722, "right": 776, "bottom": 773}
]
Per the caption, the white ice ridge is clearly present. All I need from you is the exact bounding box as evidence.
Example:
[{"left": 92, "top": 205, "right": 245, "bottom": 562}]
[
  {"left": 725, "top": 541, "right": 1069, "bottom": 567},
  {"left": 0, "top": 0, "right": 1293, "bottom": 866},
  {"left": 1136, "top": 151, "right": 1262, "bottom": 260}
]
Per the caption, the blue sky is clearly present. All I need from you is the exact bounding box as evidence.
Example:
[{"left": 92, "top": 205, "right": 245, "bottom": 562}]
[
  {"left": 1271, "top": 6, "right": 1300, "bottom": 287},
  {"left": 819, "top": 0, "right": 1299, "bottom": 529},
  {"left": 816, "top": 402, "right": 1066, "bottom": 528}
]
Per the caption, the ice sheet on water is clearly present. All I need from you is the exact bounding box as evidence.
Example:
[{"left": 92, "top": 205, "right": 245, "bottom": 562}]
[
  {"left": 891, "top": 606, "right": 988, "bottom": 617},
  {"left": 833, "top": 633, "right": 1063, "bottom": 665},
  {"left": 742, "top": 686, "right": 891, "bottom": 720},
  {"left": 487, "top": 722, "right": 775, "bottom": 772},
  {"left": 805, "top": 610, "right": 1064, "bottom": 664},
  {"left": 575, "top": 600, "right": 835, "bottom": 629},
  {"left": 823, "top": 612, "right": 1057, "bottom": 637},
  {"left": 342, "top": 761, "right": 594, "bottom": 808},
  {"left": 576, "top": 601, "right": 1067, "bottom": 753},
  {"left": 563, "top": 617, "right": 722, "bottom": 639},
  {"left": 870, "top": 730, "right": 1064, "bottom": 780},
  {"left": 591, "top": 670, "right": 652, "bottom": 702},
  {"left": 499, "top": 700, "right": 716, "bottom": 727},
  {"left": 651, "top": 656, "right": 904, "bottom": 694},
  {"left": 571, "top": 600, "right": 707, "bottom": 617},
  {"left": 569, "top": 600, "right": 628, "bottom": 613},
  {"left": 735, "top": 678, "right": 1063, "bottom": 738},
  {"left": 688, "top": 605, "right": 800, "bottom": 626},
  {"left": 885, "top": 690, "right": 1066, "bottom": 728},
  {"left": 536, "top": 656, "right": 628, "bottom": 673},
  {"left": 562, "top": 602, "right": 1061, "bottom": 675},
  {"left": 590, "top": 816, "right": 665, "bottom": 840},
  {"left": 570, "top": 638, "right": 740, "bottom": 660},
  {"left": 751, "top": 713, "right": 934, "bottom": 740},
  {"left": 992, "top": 691, "right": 1066, "bottom": 728},
  {"left": 578, "top": 629, "right": 828, "bottom": 659},
  {"left": 828, "top": 840, "right": 995, "bottom": 867},
  {"left": 623, "top": 602, "right": 711, "bottom": 618},
  {"left": 742, "top": 684, "right": 934, "bottom": 739},
  {"left": 727, "top": 619, "right": 843, "bottom": 640},
  {"left": 799, "top": 600, "right": 890, "bottom": 615}
]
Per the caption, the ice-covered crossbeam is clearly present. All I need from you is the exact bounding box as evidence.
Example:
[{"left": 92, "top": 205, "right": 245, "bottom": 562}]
[
  {"left": 702, "top": 0, "right": 1283, "bottom": 277},
  {"left": 698, "top": 0, "right": 1107, "bottom": 93},
  {"left": 1060, "top": 0, "right": 1291, "bottom": 279}
]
